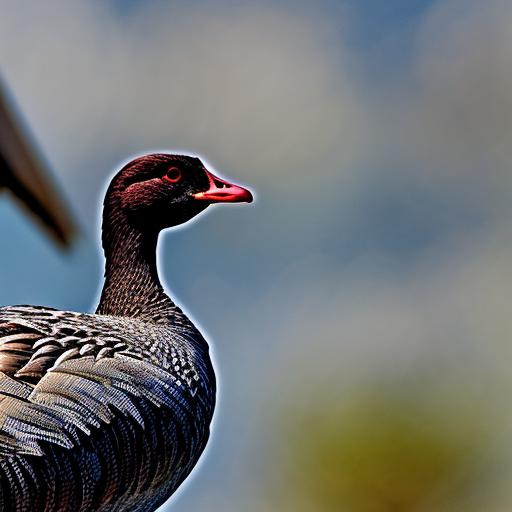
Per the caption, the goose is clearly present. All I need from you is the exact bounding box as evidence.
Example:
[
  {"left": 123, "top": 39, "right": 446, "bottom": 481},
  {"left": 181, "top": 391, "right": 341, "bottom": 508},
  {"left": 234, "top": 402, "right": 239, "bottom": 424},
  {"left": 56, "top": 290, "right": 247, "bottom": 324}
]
[{"left": 0, "top": 153, "right": 252, "bottom": 511}]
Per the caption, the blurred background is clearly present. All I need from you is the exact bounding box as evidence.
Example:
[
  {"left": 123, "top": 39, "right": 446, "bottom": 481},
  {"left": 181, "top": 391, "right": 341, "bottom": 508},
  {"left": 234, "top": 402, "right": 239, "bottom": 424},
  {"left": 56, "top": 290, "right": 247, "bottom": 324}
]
[{"left": 1, "top": 0, "right": 512, "bottom": 510}]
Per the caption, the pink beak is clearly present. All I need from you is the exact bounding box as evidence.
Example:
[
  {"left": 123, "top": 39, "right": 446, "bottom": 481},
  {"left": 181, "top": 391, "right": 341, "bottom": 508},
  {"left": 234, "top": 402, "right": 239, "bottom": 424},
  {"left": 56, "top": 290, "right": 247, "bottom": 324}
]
[{"left": 193, "top": 169, "right": 253, "bottom": 203}]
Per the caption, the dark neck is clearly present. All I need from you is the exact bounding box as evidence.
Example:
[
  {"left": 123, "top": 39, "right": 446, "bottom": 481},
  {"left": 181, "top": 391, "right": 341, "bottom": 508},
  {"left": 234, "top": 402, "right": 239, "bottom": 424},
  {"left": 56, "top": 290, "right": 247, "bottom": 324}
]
[{"left": 96, "top": 202, "right": 176, "bottom": 321}]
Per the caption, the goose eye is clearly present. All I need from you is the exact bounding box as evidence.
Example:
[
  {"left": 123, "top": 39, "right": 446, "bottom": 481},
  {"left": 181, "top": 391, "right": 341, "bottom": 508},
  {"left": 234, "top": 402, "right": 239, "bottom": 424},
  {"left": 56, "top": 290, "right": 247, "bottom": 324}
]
[{"left": 164, "top": 167, "right": 182, "bottom": 183}]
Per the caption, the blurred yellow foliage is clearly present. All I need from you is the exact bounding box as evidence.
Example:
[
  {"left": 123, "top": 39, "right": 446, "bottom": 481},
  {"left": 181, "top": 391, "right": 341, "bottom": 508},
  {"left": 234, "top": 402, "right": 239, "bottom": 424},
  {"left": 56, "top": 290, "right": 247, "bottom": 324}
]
[{"left": 271, "top": 380, "right": 493, "bottom": 512}]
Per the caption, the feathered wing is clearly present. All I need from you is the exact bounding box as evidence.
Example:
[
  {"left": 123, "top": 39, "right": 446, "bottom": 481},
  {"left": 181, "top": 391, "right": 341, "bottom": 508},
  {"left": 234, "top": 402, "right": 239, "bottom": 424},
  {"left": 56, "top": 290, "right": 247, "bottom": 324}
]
[{"left": 0, "top": 306, "right": 212, "bottom": 512}]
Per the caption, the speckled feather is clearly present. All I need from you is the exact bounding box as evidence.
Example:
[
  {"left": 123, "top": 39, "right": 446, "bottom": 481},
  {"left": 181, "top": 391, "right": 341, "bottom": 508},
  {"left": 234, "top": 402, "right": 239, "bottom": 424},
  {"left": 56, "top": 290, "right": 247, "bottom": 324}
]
[{"left": 0, "top": 305, "right": 215, "bottom": 511}]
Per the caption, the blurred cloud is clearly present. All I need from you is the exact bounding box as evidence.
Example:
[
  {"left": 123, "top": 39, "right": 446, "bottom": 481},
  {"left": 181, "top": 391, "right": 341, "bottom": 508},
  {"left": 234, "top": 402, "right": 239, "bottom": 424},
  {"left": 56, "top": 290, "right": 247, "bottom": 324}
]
[
  {"left": 375, "top": 0, "right": 512, "bottom": 217},
  {"left": 1, "top": 0, "right": 367, "bottom": 223},
  {"left": 413, "top": 0, "right": 512, "bottom": 181}
]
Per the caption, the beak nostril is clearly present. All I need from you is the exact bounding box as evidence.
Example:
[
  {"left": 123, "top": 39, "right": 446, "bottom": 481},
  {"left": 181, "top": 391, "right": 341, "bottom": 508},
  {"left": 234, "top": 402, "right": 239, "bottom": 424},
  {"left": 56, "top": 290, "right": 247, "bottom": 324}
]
[{"left": 213, "top": 179, "right": 226, "bottom": 189}]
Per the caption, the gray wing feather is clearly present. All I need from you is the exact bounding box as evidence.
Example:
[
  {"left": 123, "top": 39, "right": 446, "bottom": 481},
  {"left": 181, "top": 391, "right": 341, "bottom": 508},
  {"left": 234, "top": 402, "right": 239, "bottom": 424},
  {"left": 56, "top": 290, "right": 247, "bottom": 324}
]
[{"left": 0, "top": 306, "right": 212, "bottom": 512}]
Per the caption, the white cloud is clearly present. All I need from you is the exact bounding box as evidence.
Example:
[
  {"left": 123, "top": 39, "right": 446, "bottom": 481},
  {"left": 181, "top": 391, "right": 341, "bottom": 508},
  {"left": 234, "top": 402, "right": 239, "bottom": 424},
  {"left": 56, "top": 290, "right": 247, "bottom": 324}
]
[
  {"left": 1, "top": 0, "right": 366, "bottom": 223},
  {"left": 403, "top": 0, "right": 512, "bottom": 193}
]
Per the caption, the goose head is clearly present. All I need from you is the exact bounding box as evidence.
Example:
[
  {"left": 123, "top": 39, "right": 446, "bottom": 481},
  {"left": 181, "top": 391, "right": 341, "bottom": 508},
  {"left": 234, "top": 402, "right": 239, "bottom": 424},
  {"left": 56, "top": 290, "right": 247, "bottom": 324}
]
[{"left": 105, "top": 153, "right": 253, "bottom": 231}]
